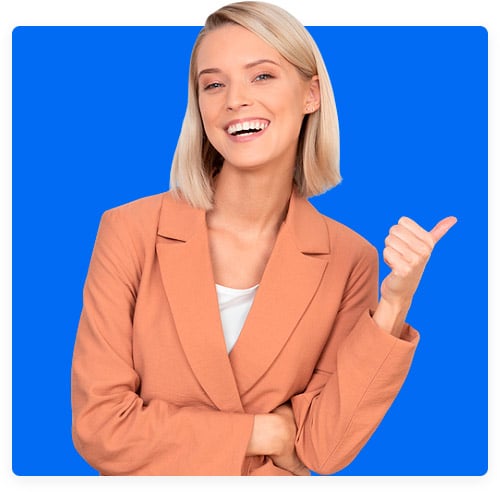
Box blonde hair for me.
[170,1,341,210]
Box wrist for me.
[246,413,288,456]
[270,413,293,457]
[373,296,411,338]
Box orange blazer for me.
[71,190,419,476]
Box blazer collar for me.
[157,189,330,255]
[157,192,206,242]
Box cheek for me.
[197,101,225,152]
[198,99,209,124]
[198,102,216,139]
[281,102,307,134]
[271,86,307,121]
[198,92,217,117]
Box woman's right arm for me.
[72,209,256,476]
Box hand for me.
[380,216,457,306]
[269,403,310,476]
[373,216,457,335]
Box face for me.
[196,24,319,174]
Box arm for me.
[291,245,418,475]
[71,209,254,475]
[291,216,456,475]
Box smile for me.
[226,119,270,137]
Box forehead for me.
[196,24,283,71]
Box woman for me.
[71,1,456,476]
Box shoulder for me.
[319,212,378,263]
[97,192,169,254]
[103,192,165,225]
[314,213,380,291]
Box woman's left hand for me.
[381,216,457,305]
[373,216,457,336]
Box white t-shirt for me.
[215,283,259,353]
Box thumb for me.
[430,216,458,244]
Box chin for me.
[221,154,270,171]
[226,162,267,173]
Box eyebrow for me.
[197,58,281,79]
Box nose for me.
[225,81,252,111]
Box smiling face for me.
[196,24,319,175]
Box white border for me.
[2,1,497,491]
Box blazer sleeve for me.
[291,243,420,475]
[71,209,254,476]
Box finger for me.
[430,216,458,244]
[383,246,411,277]
[386,227,432,258]
[397,217,435,249]
[295,465,310,476]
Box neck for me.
[207,164,294,237]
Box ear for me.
[304,75,321,114]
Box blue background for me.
[12,26,487,475]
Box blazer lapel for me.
[229,191,330,396]
[155,193,244,413]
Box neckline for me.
[215,283,260,294]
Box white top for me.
[215,283,259,353]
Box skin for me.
[195,24,456,475]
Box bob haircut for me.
[170,0,341,210]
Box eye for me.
[254,73,274,82]
[203,82,224,91]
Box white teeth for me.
[227,120,269,136]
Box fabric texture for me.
[71,190,419,476]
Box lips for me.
[225,118,270,137]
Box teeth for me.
[227,120,269,136]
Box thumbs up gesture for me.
[373,216,457,336]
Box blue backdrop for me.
[12,26,487,476]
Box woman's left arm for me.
[289,215,456,475]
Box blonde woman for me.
[71,1,456,476]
